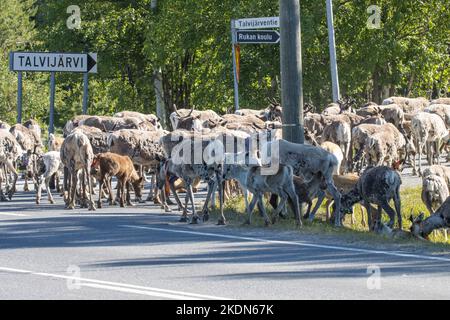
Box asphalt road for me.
[0,180,450,300]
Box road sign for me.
[9,52,97,73]
[236,30,280,44]
[234,17,279,30]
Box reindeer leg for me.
[178,181,190,223]
[271,195,287,224]
[6,160,17,200]
[308,190,326,221]
[380,200,396,229]
[245,194,258,225]
[350,207,356,225]
[36,174,43,204]
[45,174,55,204]
[325,199,332,222]
[24,175,29,192]
[169,179,184,212]
[86,168,96,211]
[68,170,77,209]
[256,194,271,226]
[188,182,200,224]
[0,173,6,202]
[287,188,302,227]
[201,179,215,222]
[97,175,104,208]
[394,186,402,229]
[326,179,341,227]
[217,179,227,225]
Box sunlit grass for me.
[210,187,450,247]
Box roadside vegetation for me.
[210,186,450,248]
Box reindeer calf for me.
[246,165,301,226]
[91,152,143,208]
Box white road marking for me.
[121,225,450,263]
[66,214,152,218]
[0,266,230,300]
[0,212,29,217]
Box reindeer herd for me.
[1,96,450,241]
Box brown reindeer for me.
[91,152,143,208]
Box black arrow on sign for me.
[87,53,97,73]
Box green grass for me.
[209,187,450,247]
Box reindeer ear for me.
[418,212,425,221]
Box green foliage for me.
[0,0,449,129]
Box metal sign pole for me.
[231,20,240,111]
[326,0,340,102]
[49,72,56,134]
[17,72,23,123]
[82,72,88,115]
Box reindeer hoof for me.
[49,199,55,204]
[36,199,40,205]
[202,213,209,222]
[164,207,172,213]
[97,201,102,209]
[190,216,199,224]
[89,205,96,211]
[217,219,226,225]
[264,220,271,227]
[179,216,189,223]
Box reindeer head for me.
[409,212,428,240]
[131,175,144,199]
[303,128,319,146]
[339,188,362,216]
[392,159,405,172]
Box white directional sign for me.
[10,52,97,73]
[236,30,280,44]
[234,17,279,30]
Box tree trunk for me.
[154,68,167,129]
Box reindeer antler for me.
[187,105,194,117]
[304,102,314,114]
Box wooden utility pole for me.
[280,0,304,144]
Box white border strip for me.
[0,212,29,217]
[0,267,230,300]
[121,225,450,263]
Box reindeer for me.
[60,131,96,210]
[35,151,63,204]
[411,112,448,175]
[91,152,144,208]
[264,139,342,226]
[169,105,222,131]
[0,130,22,201]
[410,197,450,240]
[340,166,402,231]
